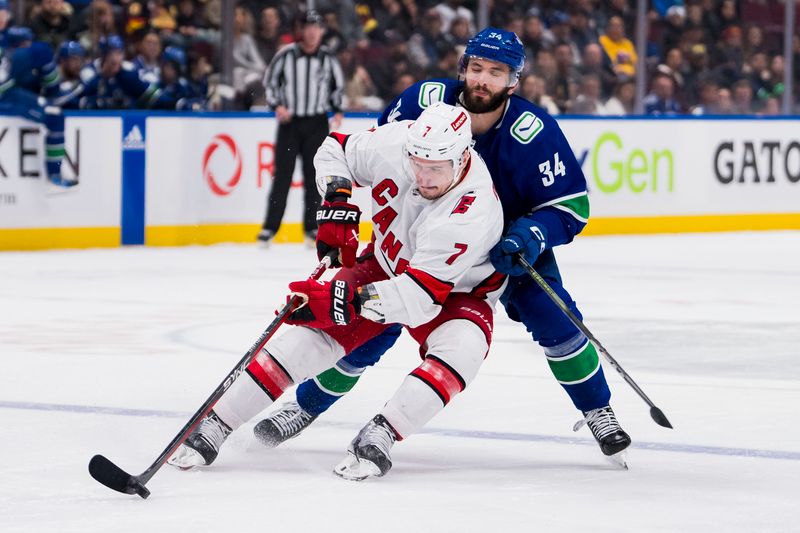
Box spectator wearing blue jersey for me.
[255,27,633,465]
[0,0,11,50]
[643,70,681,115]
[0,26,73,187]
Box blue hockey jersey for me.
[0,41,60,98]
[378,78,590,249]
[77,59,173,109]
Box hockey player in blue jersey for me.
[79,34,175,110]
[53,40,85,109]
[0,26,73,187]
[254,27,632,466]
[159,45,206,111]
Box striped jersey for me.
[263,43,344,117]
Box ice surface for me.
[1,232,799,533]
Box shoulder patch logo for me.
[418,82,446,108]
[510,111,544,144]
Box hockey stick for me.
[88,252,336,499]
[516,254,673,429]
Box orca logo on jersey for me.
[202,134,242,196]
[331,279,350,326]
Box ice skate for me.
[168,411,232,470]
[573,405,631,469]
[333,415,397,481]
[257,229,275,248]
[253,401,318,448]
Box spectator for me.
[717,86,735,114]
[663,47,688,103]
[321,10,347,54]
[518,72,559,115]
[520,13,553,66]
[232,4,266,106]
[731,78,754,113]
[548,12,575,60]
[713,25,745,87]
[568,10,596,53]
[661,5,686,53]
[132,30,161,84]
[149,0,177,32]
[30,0,71,50]
[434,0,474,35]
[426,43,459,79]
[743,25,766,57]
[174,0,205,46]
[605,78,636,115]
[533,48,558,94]
[759,96,780,116]
[643,71,681,115]
[254,6,290,65]
[578,42,617,98]
[258,10,345,245]
[447,15,470,46]
[407,8,450,71]
[372,0,415,40]
[570,73,608,115]
[599,15,637,78]
[552,41,578,112]
[690,77,722,115]
[74,0,117,55]
[338,47,382,111]
[388,71,416,101]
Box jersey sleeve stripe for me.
[532,192,590,223]
[404,267,454,305]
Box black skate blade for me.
[89,455,151,499]
[650,406,673,429]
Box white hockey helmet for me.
[404,101,472,183]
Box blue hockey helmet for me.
[98,34,125,56]
[0,0,9,11]
[58,40,86,60]
[459,27,525,81]
[6,26,35,48]
[162,46,187,68]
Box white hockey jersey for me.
[314,121,505,328]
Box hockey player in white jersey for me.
[168,102,505,480]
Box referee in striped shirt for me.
[258,10,345,244]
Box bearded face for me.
[461,57,516,113]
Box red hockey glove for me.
[316,177,360,268]
[285,279,360,328]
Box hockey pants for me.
[295,249,611,415]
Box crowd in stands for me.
[2,0,798,114]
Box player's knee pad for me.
[214,347,294,430]
[411,319,487,404]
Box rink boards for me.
[0,112,799,250]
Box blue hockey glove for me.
[490,220,547,276]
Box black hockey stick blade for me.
[650,406,673,429]
[89,455,150,499]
